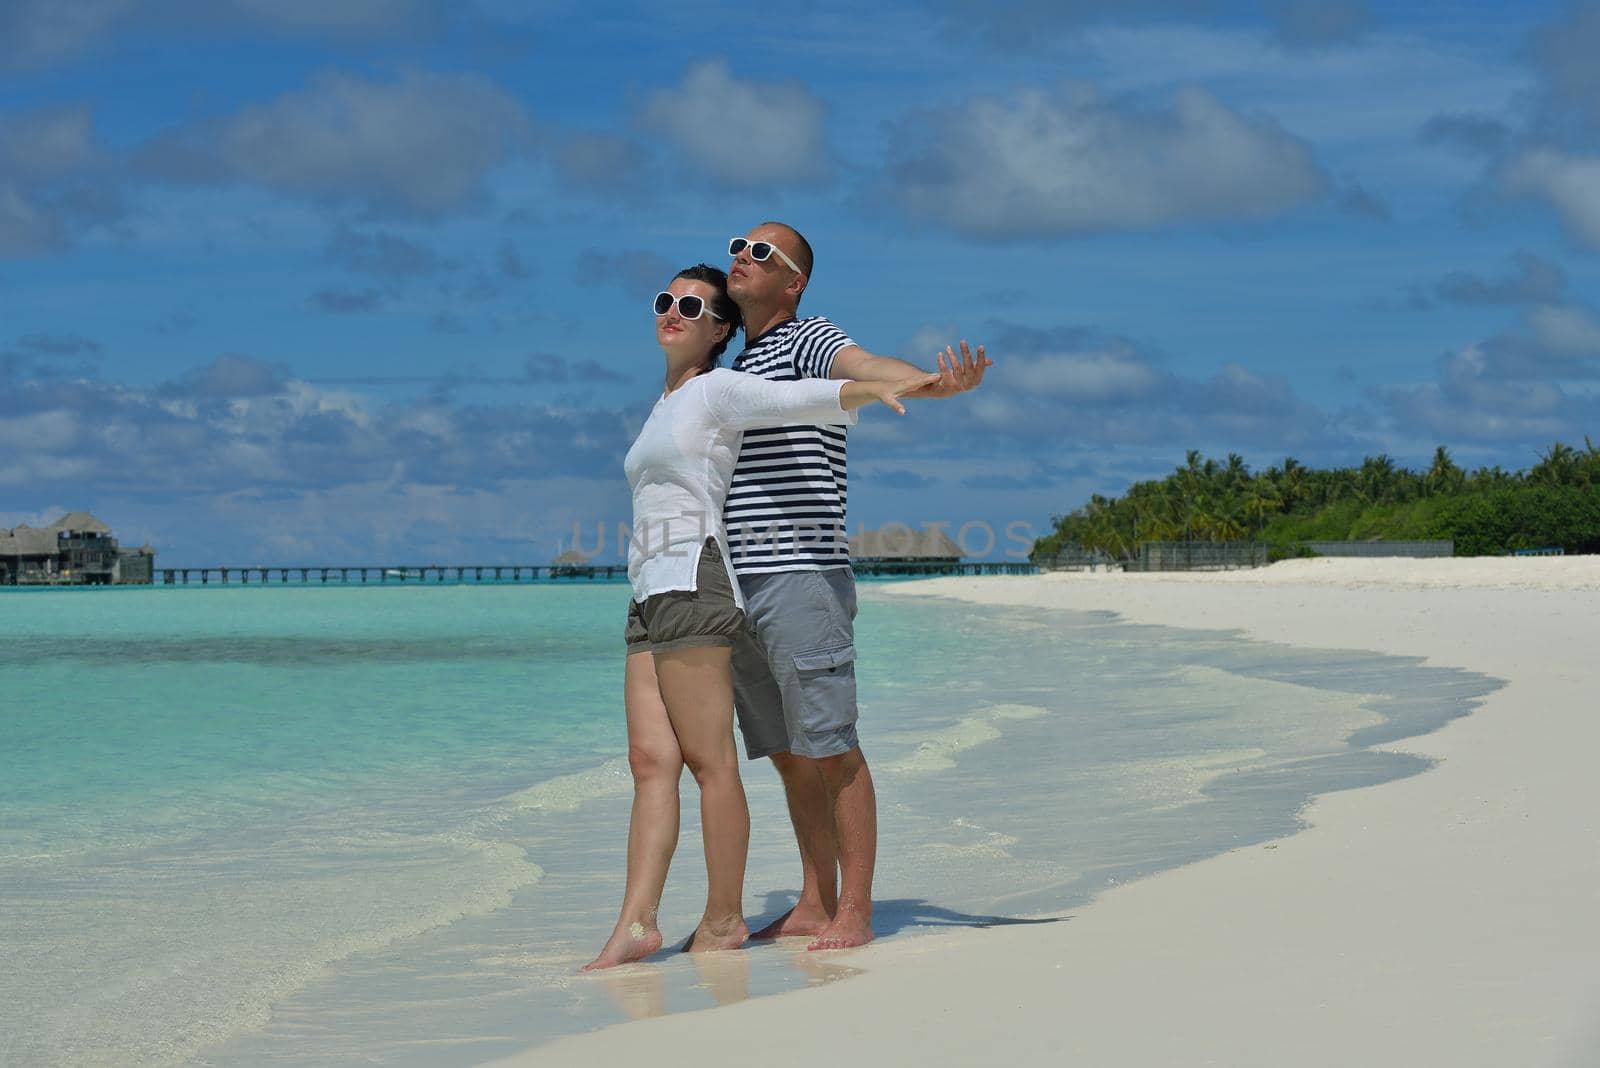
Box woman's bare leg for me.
[582,650,684,971]
[653,644,749,952]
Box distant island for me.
[1032,438,1600,562]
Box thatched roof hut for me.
[0,525,59,556]
[849,526,963,562]
[50,512,112,535]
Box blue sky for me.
[3,0,1599,564]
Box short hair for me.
[763,221,814,277]
[672,263,743,367]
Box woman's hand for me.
[841,372,942,415]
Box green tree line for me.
[1032,438,1600,560]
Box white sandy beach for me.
[499,557,1600,1067]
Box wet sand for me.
[492,557,1600,1067]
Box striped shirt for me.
[726,316,855,575]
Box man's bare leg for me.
[807,746,876,950]
[751,750,838,939]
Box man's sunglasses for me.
[653,291,725,321]
[728,237,802,274]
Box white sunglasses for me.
[728,237,803,274]
[653,291,725,320]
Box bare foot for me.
[750,903,833,941]
[683,913,748,954]
[807,909,873,952]
[581,921,663,972]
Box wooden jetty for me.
[851,560,1039,577]
[157,561,1037,585]
[159,564,627,585]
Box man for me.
[723,221,990,950]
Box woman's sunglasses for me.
[653,291,725,321]
[728,237,803,274]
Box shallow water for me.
[0,583,1500,1066]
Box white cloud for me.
[140,70,533,218]
[884,83,1326,238]
[0,504,73,528]
[0,0,443,71]
[0,106,98,179]
[1529,304,1600,357]
[0,0,133,71]
[1429,252,1566,307]
[0,183,61,255]
[1501,150,1600,249]
[1377,341,1591,444]
[900,324,964,363]
[213,0,439,36]
[1010,351,1166,401]
[931,0,1214,47]
[906,322,1350,453]
[1528,0,1600,133]
[1264,0,1373,51]
[1431,7,1600,247]
[0,410,80,454]
[641,60,831,189]
[0,105,113,255]
[1091,24,1528,198]
[1,351,634,510]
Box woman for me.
[582,265,934,971]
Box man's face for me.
[726,224,804,308]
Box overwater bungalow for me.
[849,526,965,575]
[0,512,155,586]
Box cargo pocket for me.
[791,643,858,735]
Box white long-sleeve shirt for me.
[624,368,856,606]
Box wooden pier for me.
[156,561,1038,586]
[851,560,1039,577]
[158,564,627,585]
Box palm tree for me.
[1580,436,1600,489]
[1209,494,1247,542]
[1278,456,1308,509]
[1224,452,1250,495]
[1244,478,1283,538]
[1532,441,1578,487]
[1359,454,1399,504]
[1426,445,1465,496]
[1469,464,1511,489]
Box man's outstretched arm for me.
[830,340,992,398]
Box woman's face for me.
[656,277,729,359]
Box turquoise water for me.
[0,583,1501,1066]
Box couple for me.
[583,222,989,972]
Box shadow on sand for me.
[749,891,1069,940]
[588,894,1069,1022]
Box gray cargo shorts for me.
[730,567,859,760]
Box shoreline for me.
[493,558,1600,1067]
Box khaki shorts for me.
[625,540,745,655]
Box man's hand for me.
[904,340,991,399]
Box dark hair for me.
[673,263,743,368]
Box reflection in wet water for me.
[591,942,855,1023]
[689,949,751,1006]
[787,948,865,987]
[597,965,664,1021]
